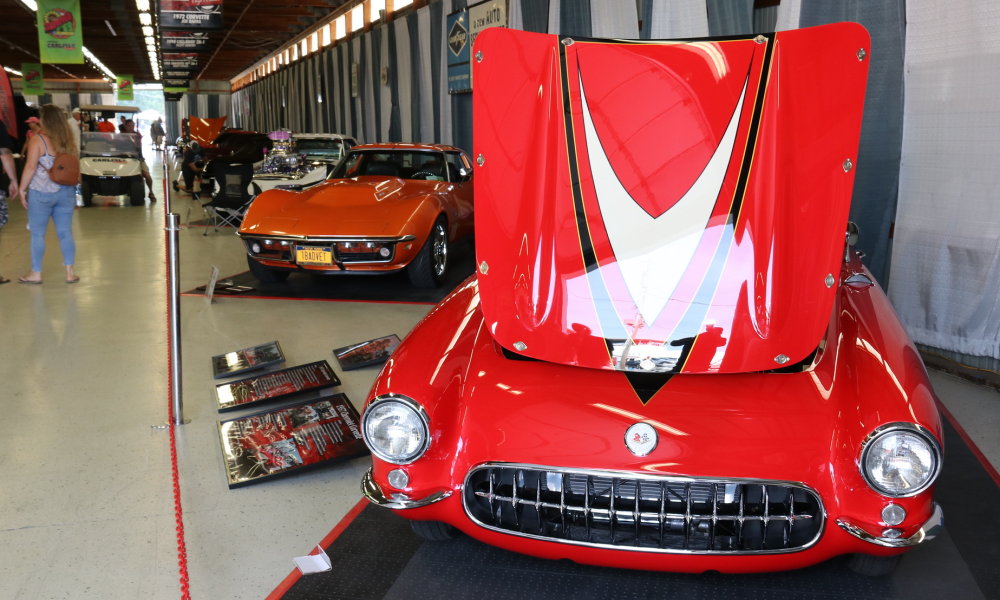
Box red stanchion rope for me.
[164,157,192,600]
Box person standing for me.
[17,104,80,284]
[67,107,82,149]
[150,118,165,151]
[0,120,19,284]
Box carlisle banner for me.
[116,75,134,101]
[37,0,84,64]
[22,63,45,95]
[160,0,223,30]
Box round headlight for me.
[860,424,941,497]
[362,395,429,465]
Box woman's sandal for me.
[0,276,10,284]
[18,277,42,284]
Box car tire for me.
[129,177,145,206]
[80,178,93,207]
[846,553,902,576]
[407,218,448,288]
[247,255,290,283]
[409,520,458,542]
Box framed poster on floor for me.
[215,360,342,412]
[218,394,368,488]
[212,340,285,379]
[333,334,401,371]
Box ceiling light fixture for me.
[135,0,150,10]
[139,12,151,25]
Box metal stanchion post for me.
[167,211,184,425]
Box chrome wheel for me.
[431,223,448,278]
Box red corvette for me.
[360,24,943,575]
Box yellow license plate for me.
[295,246,334,265]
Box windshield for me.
[81,132,141,157]
[296,138,347,161]
[331,149,449,181]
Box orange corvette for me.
[238,143,474,287]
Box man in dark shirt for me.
[181,141,204,193]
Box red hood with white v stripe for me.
[471,24,870,374]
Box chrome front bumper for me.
[362,469,452,510]
[836,503,943,548]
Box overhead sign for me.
[162,52,200,71]
[22,63,45,95]
[163,69,195,78]
[159,0,223,30]
[37,0,84,64]
[116,75,134,101]
[446,10,470,94]
[163,78,190,88]
[164,92,184,101]
[161,31,210,51]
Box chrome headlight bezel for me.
[859,423,942,498]
[362,394,430,465]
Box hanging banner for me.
[0,65,15,141]
[164,86,189,94]
[446,10,470,94]
[161,31,210,51]
[163,78,190,89]
[164,92,184,102]
[22,63,45,95]
[37,0,84,64]
[116,75,134,101]
[160,0,223,30]
[162,52,199,71]
[163,69,194,78]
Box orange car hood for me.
[188,116,227,147]
[242,176,440,237]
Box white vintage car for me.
[251,132,357,193]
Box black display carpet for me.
[269,416,1000,600]
[183,240,475,305]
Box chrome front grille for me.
[463,464,824,554]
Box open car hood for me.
[188,116,227,147]
[472,24,869,375]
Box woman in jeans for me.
[18,104,79,284]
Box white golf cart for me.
[78,105,147,206]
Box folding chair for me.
[202,163,255,235]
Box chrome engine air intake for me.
[463,464,824,554]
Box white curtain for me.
[774,0,801,31]
[889,1,1000,359]
[646,0,708,38]
[590,0,639,38]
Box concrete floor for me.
[0,151,996,599]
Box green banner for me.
[37,0,84,64]
[164,86,188,94]
[21,63,44,95]
[116,75,134,101]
